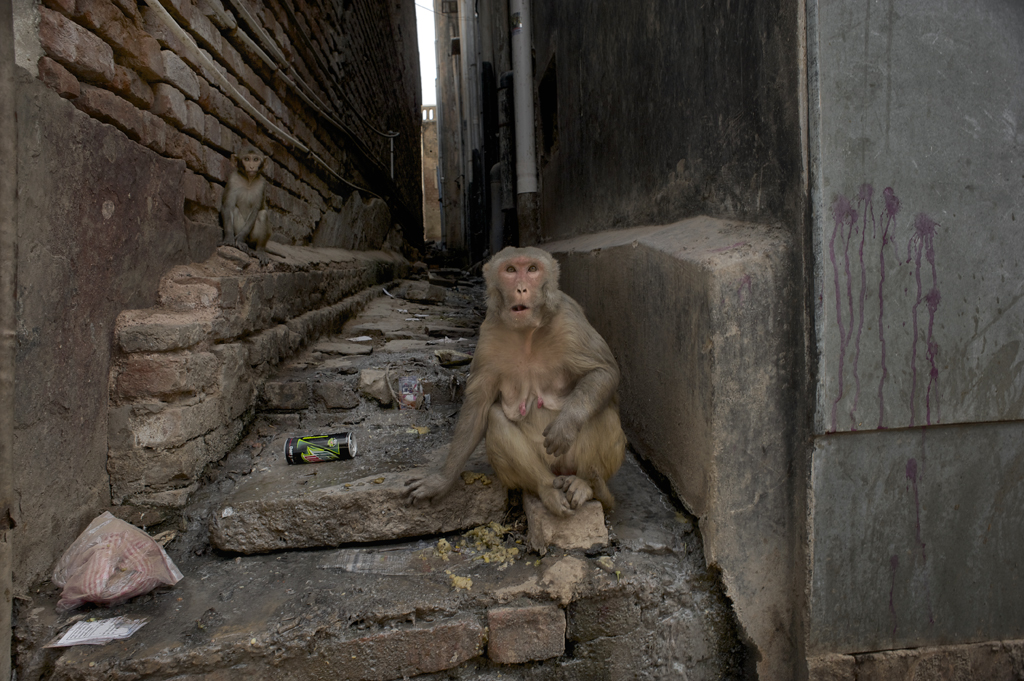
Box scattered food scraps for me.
[434,538,453,561]
[461,471,492,486]
[445,571,472,591]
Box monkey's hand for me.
[404,471,455,507]
[543,413,582,460]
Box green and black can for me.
[284,432,358,465]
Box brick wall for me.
[32,0,422,247]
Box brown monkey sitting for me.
[406,246,626,516]
[221,145,271,264]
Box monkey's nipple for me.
[537,397,544,409]
[519,402,527,416]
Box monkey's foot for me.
[537,485,573,517]
[553,475,594,509]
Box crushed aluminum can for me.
[284,432,357,465]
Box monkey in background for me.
[221,145,271,264]
[406,246,626,516]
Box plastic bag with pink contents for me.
[52,512,184,611]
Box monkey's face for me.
[240,153,264,179]
[494,255,549,329]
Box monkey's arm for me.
[543,302,621,458]
[543,364,619,458]
[405,371,496,505]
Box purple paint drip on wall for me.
[828,184,939,430]
[878,187,900,428]
[889,554,899,638]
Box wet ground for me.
[13,272,750,680]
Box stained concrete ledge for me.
[545,217,802,681]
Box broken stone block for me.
[313,381,359,409]
[487,605,566,664]
[426,324,477,338]
[314,340,373,356]
[262,381,310,410]
[209,467,509,553]
[358,368,393,405]
[524,495,608,555]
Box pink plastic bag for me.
[52,512,183,611]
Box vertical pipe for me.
[509,0,536,195]
[0,0,18,674]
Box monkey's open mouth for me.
[511,305,528,312]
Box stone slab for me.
[314,340,373,356]
[210,463,509,554]
[381,339,431,353]
[524,495,608,555]
[546,218,800,680]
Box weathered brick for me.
[115,351,219,399]
[160,0,192,25]
[152,82,188,127]
[110,64,154,109]
[74,83,144,142]
[487,605,566,664]
[117,310,211,352]
[329,618,485,679]
[183,170,215,208]
[134,398,224,449]
[204,146,232,183]
[109,0,140,23]
[140,109,169,154]
[184,99,205,136]
[566,594,642,643]
[183,5,221,53]
[160,50,201,100]
[165,127,205,173]
[313,380,360,409]
[41,0,74,16]
[198,79,236,127]
[195,0,235,30]
[262,380,309,410]
[203,113,228,151]
[525,494,609,555]
[37,55,80,98]
[141,5,185,52]
[38,7,116,83]
[74,0,164,80]
[213,343,254,420]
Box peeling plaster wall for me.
[808,0,1024,655]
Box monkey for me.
[221,145,271,264]
[406,246,626,517]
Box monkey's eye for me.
[506,265,516,273]
[528,264,538,272]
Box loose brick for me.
[38,7,116,83]
[74,83,144,142]
[37,56,80,99]
[151,82,188,127]
[134,398,224,449]
[117,310,211,352]
[184,99,205,136]
[74,0,164,80]
[203,113,227,151]
[567,594,642,642]
[183,6,221,54]
[487,605,566,664]
[160,50,201,100]
[110,64,154,109]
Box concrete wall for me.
[807,0,1024,659]
[530,0,805,240]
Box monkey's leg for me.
[558,405,626,511]
[249,210,270,263]
[485,404,572,516]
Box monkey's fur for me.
[221,145,271,264]
[406,246,626,516]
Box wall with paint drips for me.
[807,0,1024,658]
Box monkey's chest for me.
[497,370,568,422]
